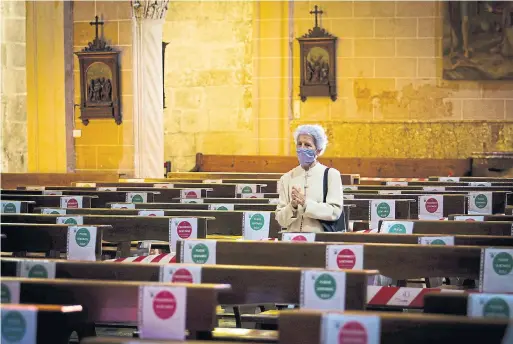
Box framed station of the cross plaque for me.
[297,6,338,102]
[75,16,121,125]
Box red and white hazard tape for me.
[106,253,176,264]
[366,286,464,308]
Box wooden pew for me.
[378,220,513,236]
[448,214,513,221]
[312,232,513,247]
[1,223,107,259]
[429,176,513,183]
[176,240,482,280]
[0,172,118,189]
[0,258,376,311]
[423,293,513,318]
[0,214,210,257]
[506,206,512,215]
[105,202,280,211]
[1,200,35,213]
[82,339,267,344]
[278,310,511,344]
[0,303,85,344]
[2,277,230,339]
[0,194,95,208]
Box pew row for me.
[423,293,513,317]
[0,194,95,208]
[377,220,513,236]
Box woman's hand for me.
[292,186,306,207]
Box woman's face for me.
[297,134,317,152]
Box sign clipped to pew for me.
[111,203,136,209]
[467,294,513,319]
[439,177,460,182]
[180,240,216,264]
[454,215,485,222]
[138,285,186,340]
[301,270,346,310]
[160,265,202,284]
[139,210,165,217]
[322,313,380,344]
[208,204,234,211]
[386,181,407,186]
[169,218,198,252]
[343,186,357,191]
[67,226,98,261]
[180,189,201,199]
[419,195,444,220]
[469,182,492,187]
[468,192,493,214]
[97,187,117,191]
[237,184,257,194]
[269,198,279,205]
[380,221,413,234]
[423,186,446,192]
[180,198,204,204]
[60,196,84,209]
[242,212,271,240]
[25,186,45,191]
[17,260,56,279]
[282,232,316,242]
[41,208,66,215]
[370,200,395,230]
[153,184,174,189]
[1,281,20,304]
[1,201,21,214]
[56,216,84,225]
[241,193,265,199]
[480,248,513,293]
[326,245,364,270]
[43,190,63,195]
[126,192,148,203]
[76,182,96,187]
[418,236,455,246]
[1,306,38,344]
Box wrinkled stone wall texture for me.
[1,1,27,172]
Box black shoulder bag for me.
[319,168,347,232]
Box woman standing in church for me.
[276,124,344,232]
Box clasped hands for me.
[291,186,306,209]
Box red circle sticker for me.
[185,191,198,199]
[152,290,177,320]
[121,207,128,209]
[338,321,367,344]
[251,196,257,199]
[337,249,356,269]
[162,185,168,189]
[149,214,156,217]
[292,235,307,241]
[177,221,192,239]
[171,268,193,283]
[425,198,439,213]
[465,218,475,222]
[67,199,79,208]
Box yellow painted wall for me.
[73,0,134,176]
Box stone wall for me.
[1,1,27,172]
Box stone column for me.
[132,1,168,178]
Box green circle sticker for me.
[314,273,337,300]
[241,186,253,194]
[1,311,26,342]
[75,228,91,247]
[50,211,61,215]
[388,224,406,234]
[191,244,209,264]
[484,297,510,318]
[64,218,77,225]
[430,239,446,245]
[376,202,390,218]
[474,194,488,209]
[131,194,144,203]
[217,206,228,211]
[493,252,513,275]
[189,201,197,204]
[1,283,11,303]
[344,187,353,191]
[3,203,17,213]
[249,214,265,231]
[28,264,48,278]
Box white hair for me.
[293,124,329,155]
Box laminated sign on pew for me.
[326,245,364,270]
[386,181,407,186]
[160,265,202,284]
[139,210,165,217]
[237,184,257,195]
[241,193,264,199]
[180,189,201,199]
[1,201,21,214]
[469,182,492,187]
[60,196,84,209]
[208,204,234,211]
[322,313,380,344]
[467,293,513,319]
[370,200,395,230]
[138,285,186,340]
[126,192,148,203]
[41,208,66,215]
[180,240,216,264]
[153,184,174,189]
[301,270,346,310]
[418,236,455,246]
[468,192,493,215]
[43,190,63,195]
[111,203,136,209]
[439,177,460,182]
[1,305,38,344]
[17,259,56,279]
[242,212,271,240]
[480,248,513,293]
[180,198,204,204]
[97,187,117,191]
[1,281,20,304]
[56,216,84,225]
[380,221,413,234]
[67,226,98,261]
[169,218,198,252]
[282,232,316,242]
[454,215,485,222]
[419,195,444,220]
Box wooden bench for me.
[278,310,511,344]
[378,220,513,236]
[423,293,513,318]
[1,200,35,213]
[104,202,280,211]
[312,232,513,247]
[0,214,210,257]
[0,194,95,208]
[0,172,118,189]
[0,303,85,344]
[176,240,483,280]
[2,277,230,340]
[429,176,513,183]
[448,214,513,221]
[1,223,107,259]
[506,206,512,215]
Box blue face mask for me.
[297,148,316,166]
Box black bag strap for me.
[323,167,330,203]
